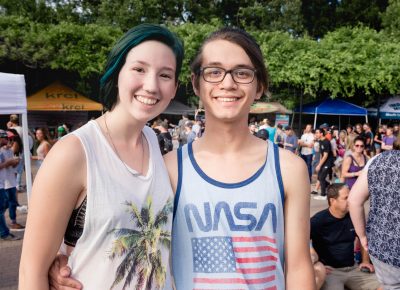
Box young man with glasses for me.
[167,27,315,289]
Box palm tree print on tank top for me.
[108,196,173,290]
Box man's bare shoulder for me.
[278,148,307,172]
[277,148,309,196]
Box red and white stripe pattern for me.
[192,236,279,290]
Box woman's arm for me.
[19,136,86,290]
[341,156,353,179]
[280,149,316,290]
[348,170,370,251]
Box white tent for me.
[379,96,400,120]
[0,72,32,201]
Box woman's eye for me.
[132,67,145,73]
[160,73,173,79]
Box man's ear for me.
[255,83,265,101]
[191,73,200,96]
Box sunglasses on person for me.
[354,144,365,148]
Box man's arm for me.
[348,169,370,251]
[280,149,316,289]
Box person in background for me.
[314,128,334,200]
[319,124,331,141]
[191,117,203,139]
[329,127,338,181]
[156,121,174,155]
[346,124,357,152]
[382,126,396,151]
[373,125,384,155]
[177,114,189,146]
[311,183,381,290]
[310,246,327,290]
[0,130,21,241]
[299,124,314,181]
[248,123,257,135]
[393,123,399,136]
[341,136,368,190]
[31,127,52,168]
[349,141,400,290]
[256,128,269,141]
[260,118,276,142]
[3,130,25,231]
[274,123,285,148]
[283,126,298,153]
[7,114,23,138]
[336,130,347,159]
[183,121,196,144]
[354,123,363,136]
[362,123,374,156]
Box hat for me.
[256,129,269,141]
[57,126,66,133]
[0,130,8,138]
[319,123,329,129]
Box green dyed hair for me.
[100,24,184,111]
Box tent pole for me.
[313,113,317,129]
[21,113,32,203]
[365,114,368,124]
[291,113,295,127]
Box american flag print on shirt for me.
[191,236,278,290]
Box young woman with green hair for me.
[19,24,184,290]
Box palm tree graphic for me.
[108,196,173,290]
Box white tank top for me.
[172,140,285,290]
[67,120,174,290]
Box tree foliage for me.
[0,0,398,107]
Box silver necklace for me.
[103,114,145,176]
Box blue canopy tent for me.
[294,98,368,129]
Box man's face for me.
[192,39,263,123]
[330,187,350,214]
[305,124,312,133]
[314,130,321,140]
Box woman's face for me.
[192,39,263,123]
[115,40,177,124]
[35,130,44,141]
[339,131,346,140]
[353,140,365,152]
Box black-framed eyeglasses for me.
[200,67,257,84]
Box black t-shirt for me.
[319,139,334,167]
[157,132,173,155]
[311,209,356,268]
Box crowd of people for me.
[248,121,399,199]
[0,23,396,290]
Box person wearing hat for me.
[283,126,298,154]
[256,128,269,141]
[0,130,21,240]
